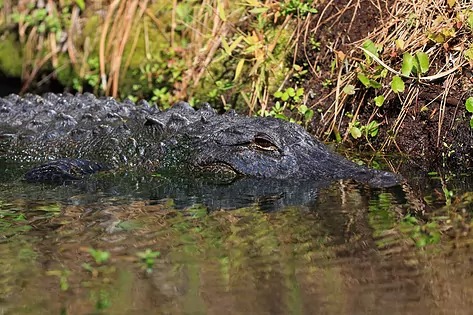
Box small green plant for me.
[465,96,473,128]
[47,269,71,291]
[88,248,111,264]
[11,1,83,40]
[358,40,431,95]
[292,64,309,80]
[321,78,333,88]
[82,248,112,276]
[309,36,321,51]
[348,115,379,140]
[401,214,441,247]
[136,249,161,273]
[267,87,314,126]
[274,87,304,103]
[280,0,318,17]
[72,56,101,93]
[442,186,454,206]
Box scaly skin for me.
[0,93,400,187]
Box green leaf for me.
[234,58,245,81]
[287,88,295,97]
[362,40,379,58]
[343,84,356,95]
[374,95,385,107]
[369,79,382,89]
[350,126,362,139]
[221,38,231,55]
[249,7,269,14]
[298,104,308,114]
[75,0,85,10]
[470,118,473,129]
[357,73,371,87]
[304,109,314,121]
[391,76,405,93]
[274,91,283,98]
[366,121,379,137]
[281,92,289,101]
[401,53,414,76]
[465,97,473,113]
[468,11,473,29]
[217,1,226,21]
[415,52,429,74]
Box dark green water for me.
[0,160,472,315]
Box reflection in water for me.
[0,162,472,314]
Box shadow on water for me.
[0,159,473,314]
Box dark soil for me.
[297,0,473,171]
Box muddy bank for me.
[298,0,472,170]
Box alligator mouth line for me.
[198,161,241,176]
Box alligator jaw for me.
[197,161,241,178]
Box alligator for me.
[0,93,400,187]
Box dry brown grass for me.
[8,0,306,112]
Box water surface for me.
[0,160,472,315]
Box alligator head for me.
[170,110,400,188]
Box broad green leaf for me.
[369,79,382,89]
[350,126,362,139]
[234,59,245,81]
[75,0,85,10]
[304,109,314,121]
[391,76,405,93]
[395,39,405,50]
[357,73,371,87]
[287,87,296,97]
[374,95,385,107]
[298,104,308,114]
[281,92,289,101]
[362,40,379,58]
[343,84,356,95]
[415,52,429,74]
[296,88,304,97]
[366,121,379,137]
[274,91,283,98]
[466,97,473,113]
[401,53,414,76]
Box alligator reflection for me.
[23,170,403,212]
[2,161,473,314]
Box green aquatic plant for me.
[82,248,113,277]
[136,249,161,274]
[401,214,441,248]
[87,248,111,264]
[46,269,71,291]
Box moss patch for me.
[0,33,23,77]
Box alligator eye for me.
[251,136,279,151]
